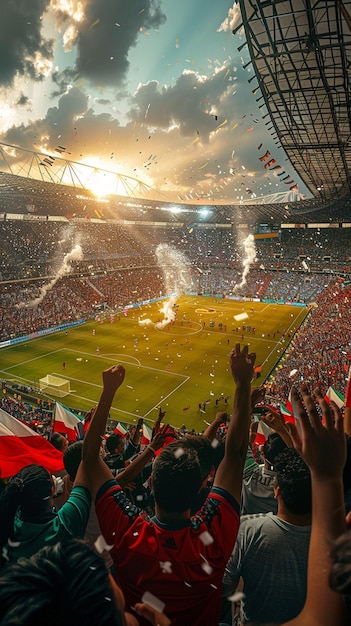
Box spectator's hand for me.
[230,344,256,385]
[286,384,346,478]
[102,365,125,394]
[150,423,170,451]
[51,475,64,497]
[133,603,171,626]
[251,385,266,409]
[215,411,227,425]
[261,407,286,433]
[152,406,166,437]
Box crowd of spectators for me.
[1,218,349,342]
[0,347,350,626]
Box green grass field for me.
[0,296,308,432]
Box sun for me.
[85,169,117,198]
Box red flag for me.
[0,408,64,479]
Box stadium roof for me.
[1,2,351,224]
[238,0,351,203]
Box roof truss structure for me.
[238,0,351,202]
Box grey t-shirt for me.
[223,513,311,625]
[241,464,277,515]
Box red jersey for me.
[96,481,240,626]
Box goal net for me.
[39,375,71,398]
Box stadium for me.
[0,0,351,626]
[1,0,351,429]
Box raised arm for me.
[283,385,347,626]
[214,344,255,503]
[117,424,169,489]
[82,365,125,500]
[202,412,227,441]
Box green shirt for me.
[3,485,91,564]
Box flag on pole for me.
[141,423,153,445]
[325,386,345,409]
[0,408,64,479]
[53,402,82,441]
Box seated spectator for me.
[222,447,312,625]
[0,461,91,566]
[83,345,256,626]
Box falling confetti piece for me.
[214,118,228,131]
[199,531,214,546]
[202,562,213,575]
[89,19,100,29]
[174,447,184,458]
[95,535,113,553]
[228,591,245,603]
[141,591,165,613]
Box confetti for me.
[234,313,249,321]
[201,562,213,575]
[199,531,214,546]
[94,535,114,553]
[141,591,165,613]
[228,591,245,603]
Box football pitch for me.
[0,296,309,432]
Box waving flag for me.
[114,422,129,436]
[142,423,153,445]
[0,408,64,479]
[324,386,345,409]
[53,402,82,441]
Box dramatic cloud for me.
[55,0,167,87]
[0,1,309,202]
[0,0,53,86]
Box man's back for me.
[96,481,240,626]
[223,513,311,625]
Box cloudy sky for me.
[0,0,311,203]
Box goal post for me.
[39,375,71,398]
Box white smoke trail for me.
[17,244,83,309]
[155,244,193,329]
[232,234,256,291]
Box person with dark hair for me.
[83,344,256,626]
[50,432,69,453]
[151,441,202,513]
[0,459,91,566]
[222,447,312,625]
[104,418,143,473]
[175,434,215,514]
[0,539,125,626]
[0,538,171,626]
[280,386,348,626]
